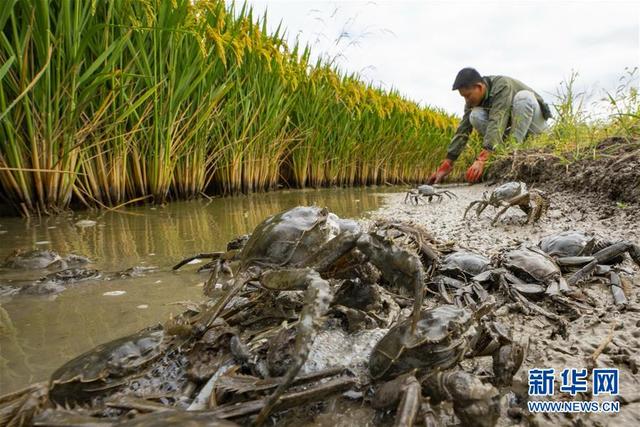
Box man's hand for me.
[427,159,454,184]
[465,149,491,183]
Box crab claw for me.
[372,372,421,426]
[421,370,500,427]
[492,335,528,387]
[568,241,640,286]
[356,233,429,335]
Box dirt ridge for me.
[486,137,640,208]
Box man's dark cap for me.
[452,67,483,90]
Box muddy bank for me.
[3,184,639,426]
[371,185,640,426]
[486,137,640,207]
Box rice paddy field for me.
[0,0,476,217]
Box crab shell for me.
[236,206,360,268]
[489,182,525,202]
[416,185,437,196]
[502,247,561,282]
[369,305,475,380]
[440,252,491,279]
[205,206,360,296]
[49,325,167,405]
[538,231,593,257]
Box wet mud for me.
[371,183,640,426]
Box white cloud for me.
[241,0,640,117]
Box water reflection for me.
[0,187,392,394]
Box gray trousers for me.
[470,90,548,143]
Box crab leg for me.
[545,276,569,295]
[210,376,354,420]
[500,277,564,323]
[527,191,549,224]
[172,252,223,270]
[300,231,359,272]
[601,242,640,266]
[492,336,528,387]
[568,241,640,286]
[609,271,628,306]
[491,194,529,225]
[472,282,490,302]
[454,284,484,309]
[404,191,417,204]
[555,256,596,268]
[379,222,440,262]
[437,280,453,304]
[476,200,491,217]
[421,400,438,427]
[567,259,597,286]
[255,270,332,426]
[372,373,421,427]
[393,378,421,427]
[195,270,254,331]
[463,200,484,219]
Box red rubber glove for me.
[427,159,454,184]
[465,149,492,183]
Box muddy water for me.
[0,187,391,395]
[371,184,640,426]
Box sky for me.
[241,0,640,118]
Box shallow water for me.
[0,187,391,394]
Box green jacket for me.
[446,75,551,161]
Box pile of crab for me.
[433,231,640,322]
[1,206,638,427]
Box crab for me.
[18,268,102,295]
[0,326,175,425]
[440,251,492,279]
[538,231,640,305]
[176,206,438,425]
[369,300,526,427]
[404,184,457,205]
[1,249,90,270]
[47,325,172,406]
[429,251,492,306]
[463,182,549,225]
[0,304,261,425]
[499,246,568,295]
[47,310,247,408]
[470,246,583,323]
[3,265,157,297]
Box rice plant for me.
[0,0,456,216]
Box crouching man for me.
[428,67,552,183]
